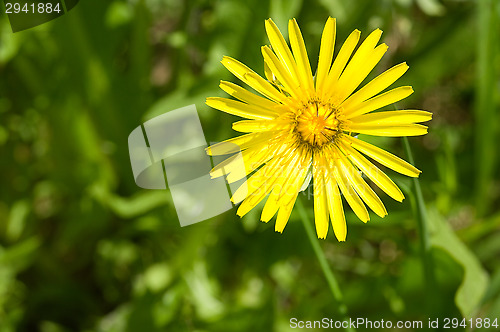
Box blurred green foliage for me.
[0,0,499,331]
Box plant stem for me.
[475,0,497,216]
[403,137,437,306]
[296,196,355,331]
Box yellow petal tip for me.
[236,207,248,217]
[410,169,422,178]
[265,18,275,26]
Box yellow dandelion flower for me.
[206,17,431,241]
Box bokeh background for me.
[1,0,499,331]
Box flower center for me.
[295,101,340,147]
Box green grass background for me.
[0,0,499,331]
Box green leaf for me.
[428,208,489,318]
